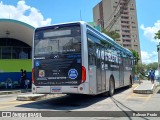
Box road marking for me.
[144,94,152,103]
[0,100,34,109]
[126,93,151,100]
[0,100,33,104]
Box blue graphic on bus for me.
[35,60,40,67]
[77,59,81,63]
[68,69,78,79]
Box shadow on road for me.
[111,97,150,120]
[16,86,133,111]
[16,94,106,110]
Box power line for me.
[147,54,158,60]
[97,0,131,31]
[98,0,122,26]
[105,0,131,31]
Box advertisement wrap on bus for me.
[32,21,134,96]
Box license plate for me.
[51,87,62,93]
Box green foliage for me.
[146,62,158,71]
[154,30,160,39]
[137,63,146,76]
[100,40,109,47]
[127,49,139,74]
[130,49,140,64]
[134,62,158,79]
[101,29,120,40]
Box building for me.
[93,0,141,62]
[0,19,34,89]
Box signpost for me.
[157,42,160,82]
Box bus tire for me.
[109,77,115,96]
[101,91,108,97]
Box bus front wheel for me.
[109,77,115,96]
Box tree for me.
[129,49,140,75]
[101,29,120,40]
[130,49,140,64]
[154,30,160,39]
[146,62,158,71]
[137,63,146,76]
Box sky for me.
[0,0,160,64]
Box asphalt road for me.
[0,84,160,120]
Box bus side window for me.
[88,38,96,65]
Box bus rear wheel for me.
[109,77,115,96]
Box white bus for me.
[32,21,134,96]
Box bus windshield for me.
[33,24,82,86]
[34,24,81,55]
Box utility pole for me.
[157,42,160,80]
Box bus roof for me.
[85,22,133,56]
[35,21,133,56]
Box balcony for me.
[121,27,130,30]
[121,14,129,17]
[122,32,130,35]
[123,10,129,13]
[123,44,132,48]
[121,22,130,26]
[122,37,131,41]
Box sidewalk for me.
[0,89,31,95]
[0,88,48,101]
[133,80,159,94]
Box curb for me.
[17,94,46,101]
[133,89,153,94]
[133,84,157,94]
[0,89,31,95]
[16,94,66,101]
[0,90,21,95]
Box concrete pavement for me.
[133,80,159,94]
[1,80,159,101]
[0,89,46,101]
[0,88,65,101]
[17,93,46,101]
[0,89,31,95]
[0,90,21,95]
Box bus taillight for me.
[32,68,35,84]
[81,66,86,83]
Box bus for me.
[32,21,134,96]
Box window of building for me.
[113,6,117,8]
[134,45,138,47]
[2,47,11,59]
[122,30,130,33]
[132,26,136,28]
[123,39,131,42]
[131,21,135,24]
[122,25,129,28]
[0,38,31,59]
[123,44,131,47]
[121,16,129,19]
[121,21,129,24]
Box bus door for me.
[119,57,124,87]
[96,44,102,93]
[101,47,106,91]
